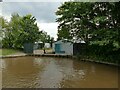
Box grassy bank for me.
[0,49,23,56]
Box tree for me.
[1,13,23,48]
[0,17,9,47]
[9,13,22,48]
[38,31,51,44]
[57,25,72,40]
[38,31,53,53]
[56,2,93,43]
[19,14,39,44]
[2,14,40,49]
[0,17,8,28]
[50,37,54,48]
[56,2,120,48]
[56,2,120,63]
[111,2,120,48]
[0,16,12,48]
[0,17,8,40]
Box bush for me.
[77,44,120,64]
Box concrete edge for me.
[0,54,119,67]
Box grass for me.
[0,48,23,56]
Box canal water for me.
[2,56,118,88]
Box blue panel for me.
[55,44,61,53]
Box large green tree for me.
[56,2,120,48]
[9,13,22,48]
[0,17,9,47]
[2,13,23,48]
[1,13,54,49]
[19,14,39,44]
[2,14,40,49]
[56,2,93,43]
[0,17,8,40]
[0,16,12,48]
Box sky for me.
[0,0,69,40]
[1,0,117,40]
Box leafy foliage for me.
[56,2,120,48]
[56,2,120,63]
[38,31,54,47]
[19,14,39,43]
[1,13,53,49]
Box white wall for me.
[61,42,73,55]
[53,40,73,55]
[45,43,50,48]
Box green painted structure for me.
[23,43,34,54]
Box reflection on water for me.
[2,56,118,88]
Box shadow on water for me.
[2,56,118,88]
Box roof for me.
[54,39,85,44]
[35,41,43,44]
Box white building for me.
[53,40,85,55]
[44,43,51,48]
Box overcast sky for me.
[1,0,117,40]
[1,0,68,40]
